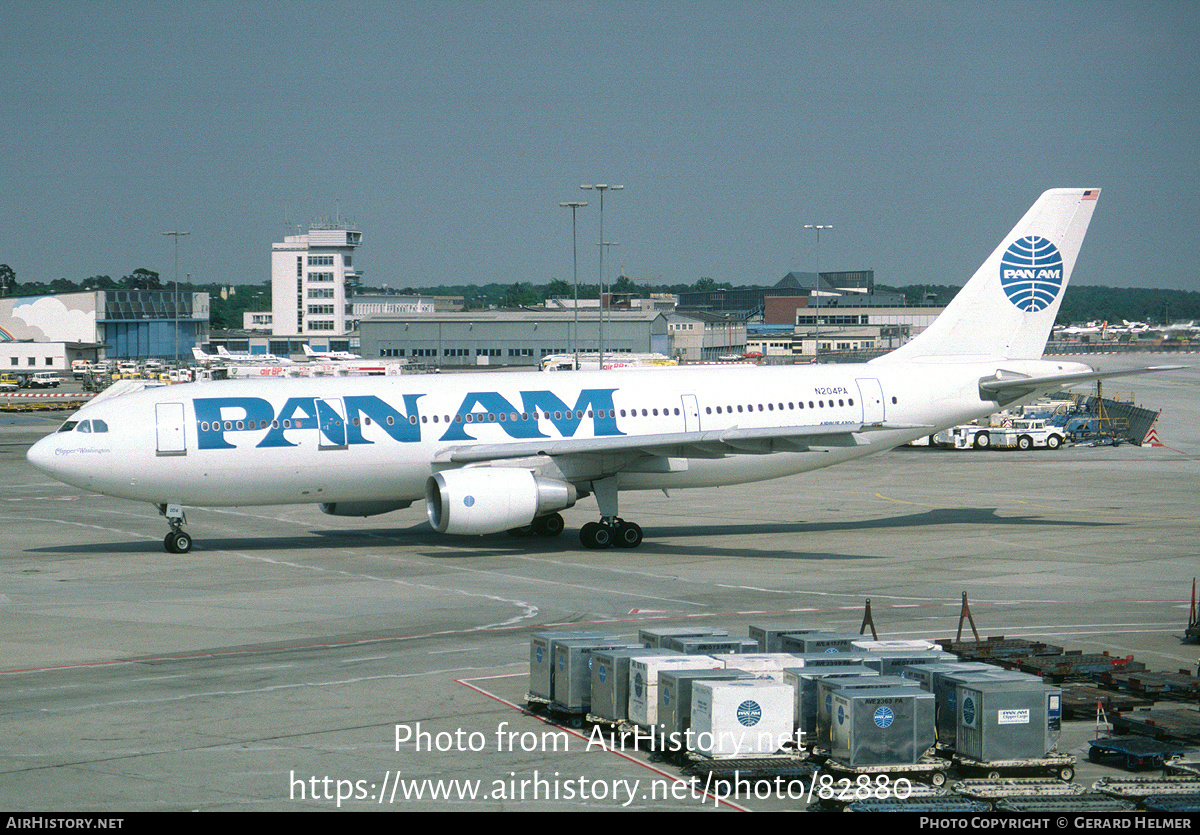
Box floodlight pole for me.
[581,184,622,369]
[803,224,831,361]
[162,231,189,364]
[559,200,587,369]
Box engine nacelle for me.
[426,469,576,535]
[319,500,412,517]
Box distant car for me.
[29,372,63,388]
[0,374,17,393]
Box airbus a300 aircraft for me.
[27,188,1173,554]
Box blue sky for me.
[3,1,1197,293]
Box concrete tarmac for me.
[1,354,1197,811]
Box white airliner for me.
[27,189,1176,554]
[302,344,363,361]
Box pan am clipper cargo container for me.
[690,679,795,759]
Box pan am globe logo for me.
[1000,236,1064,312]
[736,700,762,727]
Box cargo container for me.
[815,675,924,750]
[691,679,795,759]
[779,631,863,654]
[862,650,957,676]
[637,626,728,648]
[749,624,820,652]
[717,652,806,682]
[552,639,642,714]
[955,680,1063,762]
[528,631,616,702]
[783,665,879,739]
[589,648,681,724]
[660,636,759,655]
[827,687,936,767]
[657,668,755,754]
[935,669,1042,748]
[628,655,722,727]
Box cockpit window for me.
[56,419,108,433]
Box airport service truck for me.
[990,419,1066,450]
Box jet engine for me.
[319,500,413,517]
[425,469,577,535]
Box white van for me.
[30,372,64,388]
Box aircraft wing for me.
[980,365,1184,404]
[435,421,926,465]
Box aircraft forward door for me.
[855,378,886,425]
[155,402,187,456]
[681,394,701,432]
[316,398,348,450]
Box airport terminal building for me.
[0,289,210,365]
[359,309,669,367]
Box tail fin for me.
[876,188,1100,363]
[302,344,316,357]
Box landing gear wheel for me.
[580,521,613,549]
[532,512,565,538]
[614,520,643,548]
[165,530,192,554]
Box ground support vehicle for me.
[933,424,995,449]
[991,419,1066,450]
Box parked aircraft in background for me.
[1053,321,1106,336]
[1162,321,1197,333]
[29,188,1178,554]
[191,347,293,365]
[303,344,363,361]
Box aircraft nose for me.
[26,434,61,477]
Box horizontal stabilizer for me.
[979,365,1184,404]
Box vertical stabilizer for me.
[875,188,1099,362]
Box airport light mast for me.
[581,183,623,369]
[162,230,190,364]
[559,200,587,369]
[803,223,831,361]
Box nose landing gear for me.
[158,504,193,554]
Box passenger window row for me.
[706,398,854,415]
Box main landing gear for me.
[507,512,566,538]
[580,518,643,550]
[578,476,644,549]
[158,503,193,554]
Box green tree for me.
[545,279,572,299]
[124,268,161,290]
[503,282,539,308]
[0,264,15,295]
